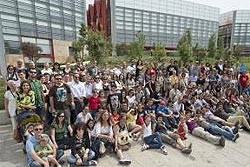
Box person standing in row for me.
[49,74,75,124]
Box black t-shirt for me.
[107,93,121,111]
[49,84,72,110]
[167,65,178,75]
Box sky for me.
[86,0,250,13]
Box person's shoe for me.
[141,143,149,151]
[119,157,132,165]
[188,143,193,149]
[160,145,168,155]
[181,147,192,154]
[219,136,225,147]
[233,121,240,134]
[232,133,240,142]
[57,165,62,167]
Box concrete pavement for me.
[1,124,250,167]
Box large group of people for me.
[4,57,250,167]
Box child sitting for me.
[35,135,61,167]
[175,115,188,140]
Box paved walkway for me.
[1,124,250,167]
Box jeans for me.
[29,149,64,167]
[67,149,95,165]
[143,132,163,149]
[206,124,234,140]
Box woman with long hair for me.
[92,109,114,158]
[16,81,36,115]
[51,112,73,150]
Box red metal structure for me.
[87,0,108,37]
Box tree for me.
[216,36,225,60]
[116,43,129,56]
[207,34,217,60]
[72,24,88,59]
[151,43,166,61]
[128,31,146,60]
[86,29,111,64]
[177,30,193,63]
[232,45,242,61]
[193,43,207,62]
[20,42,42,63]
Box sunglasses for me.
[30,71,36,74]
[34,128,43,131]
[55,78,62,80]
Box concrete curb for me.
[0,110,11,125]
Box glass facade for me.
[219,10,250,53]
[0,0,85,54]
[111,0,220,47]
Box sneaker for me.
[188,143,192,149]
[119,158,132,165]
[219,137,225,147]
[160,145,168,155]
[181,147,192,154]
[57,165,62,167]
[141,143,149,151]
[232,133,240,142]
[233,121,240,134]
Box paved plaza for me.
[1,124,250,167]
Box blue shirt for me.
[156,105,169,115]
[26,134,52,165]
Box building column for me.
[0,17,7,77]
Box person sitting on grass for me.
[35,135,61,167]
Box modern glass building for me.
[0,0,85,65]
[219,10,250,55]
[109,0,220,49]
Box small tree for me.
[216,36,225,60]
[151,43,166,61]
[116,43,129,56]
[207,34,217,61]
[177,30,193,63]
[20,42,42,63]
[193,43,206,62]
[72,23,88,59]
[86,29,111,64]
[128,31,146,60]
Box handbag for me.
[99,141,106,154]
[117,130,130,146]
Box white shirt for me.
[143,122,152,138]
[4,90,16,117]
[84,82,93,97]
[41,68,53,75]
[173,102,185,114]
[93,81,103,92]
[75,112,93,124]
[69,81,86,98]
[95,122,113,136]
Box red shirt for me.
[239,73,249,89]
[88,96,101,110]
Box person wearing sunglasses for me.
[51,112,73,150]
[26,123,64,167]
[49,74,75,124]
